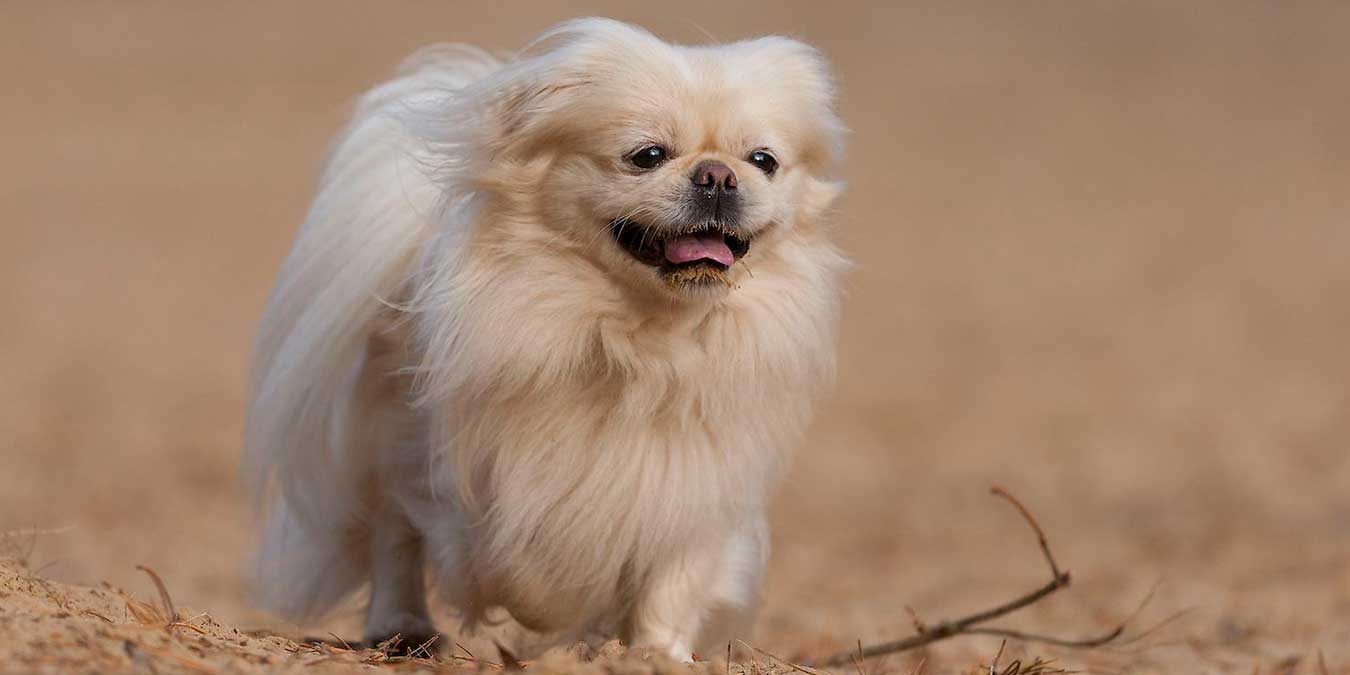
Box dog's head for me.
[462,19,844,301]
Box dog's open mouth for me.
[608,219,751,278]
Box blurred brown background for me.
[3,2,1348,670]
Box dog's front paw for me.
[363,614,442,657]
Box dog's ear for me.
[488,77,587,156]
[485,19,662,158]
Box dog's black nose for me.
[690,161,737,191]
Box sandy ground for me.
[3,2,1349,673]
[0,555,746,674]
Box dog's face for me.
[483,21,844,301]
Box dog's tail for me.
[242,46,499,621]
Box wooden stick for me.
[804,487,1131,668]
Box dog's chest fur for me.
[406,267,831,631]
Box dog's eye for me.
[748,150,778,176]
[629,145,668,170]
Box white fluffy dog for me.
[245,18,845,659]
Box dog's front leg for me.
[623,544,720,661]
[363,503,439,654]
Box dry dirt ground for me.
[3,2,1349,674]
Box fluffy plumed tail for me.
[243,45,499,621]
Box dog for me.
[244,18,846,660]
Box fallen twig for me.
[408,633,440,660]
[738,639,827,675]
[804,486,1137,668]
[990,639,1007,675]
[167,621,210,636]
[136,565,178,623]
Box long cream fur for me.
[245,18,846,658]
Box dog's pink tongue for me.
[663,232,734,266]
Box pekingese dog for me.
[245,18,845,659]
